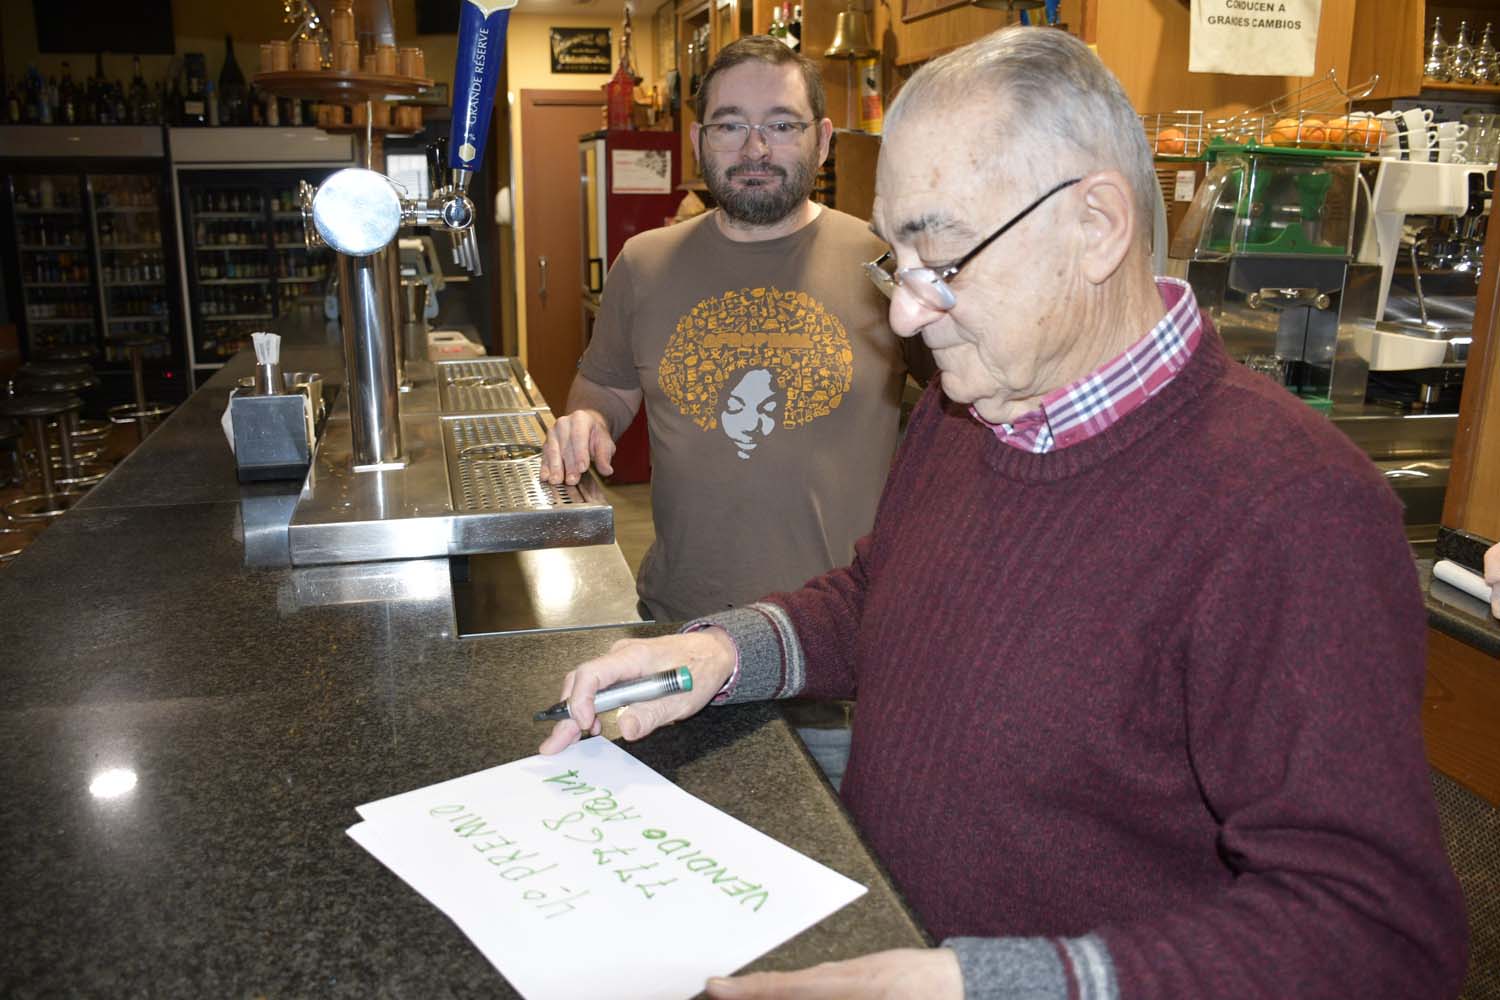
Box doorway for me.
[518,89,605,411]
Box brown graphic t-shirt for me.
[579,208,909,622]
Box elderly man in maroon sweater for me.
[541,27,1469,1000]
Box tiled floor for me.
[600,480,654,578]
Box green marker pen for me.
[533,667,694,723]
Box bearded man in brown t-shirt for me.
[541,37,925,629]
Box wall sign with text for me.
[551,27,613,74]
[1189,0,1322,76]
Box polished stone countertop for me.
[1422,560,1500,658]
[0,352,926,995]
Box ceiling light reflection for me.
[89,768,138,799]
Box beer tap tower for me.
[256,0,616,567]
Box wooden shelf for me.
[251,70,434,103]
[319,123,422,138]
[1422,77,1500,94]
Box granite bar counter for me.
[0,350,927,994]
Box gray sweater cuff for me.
[685,603,806,703]
[944,934,1117,1000]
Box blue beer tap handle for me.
[450,0,517,179]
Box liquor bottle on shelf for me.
[129,56,149,123]
[790,5,803,48]
[165,73,181,126]
[769,4,789,46]
[604,17,637,131]
[182,53,207,125]
[219,34,247,126]
[58,61,77,124]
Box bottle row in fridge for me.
[98,213,163,248]
[197,319,276,361]
[24,284,170,319]
[13,176,83,211]
[189,188,302,217]
[14,175,161,209]
[24,286,94,319]
[16,212,162,249]
[198,255,328,281]
[197,284,270,318]
[193,220,308,248]
[22,248,90,285]
[20,248,167,287]
[195,284,312,316]
[106,287,170,317]
[15,217,86,249]
[27,326,172,364]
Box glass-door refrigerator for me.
[0,125,187,411]
[179,174,336,367]
[168,128,355,386]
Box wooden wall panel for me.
[1097,0,1357,118]
[1349,0,1425,100]
[1424,628,1500,806]
[867,0,1359,119]
[1442,197,1500,539]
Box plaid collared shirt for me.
[977,277,1203,454]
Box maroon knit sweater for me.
[727,328,1467,996]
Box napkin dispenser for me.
[228,376,319,482]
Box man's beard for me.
[703,148,818,226]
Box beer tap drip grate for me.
[437,358,535,411]
[444,413,579,512]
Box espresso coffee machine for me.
[1354,157,1490,413]
[1171,148,1379,413]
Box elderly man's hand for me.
[705,948,963,1000]
[540,408,614,486]
[538,630,737,754]
[1485,542,1500,619]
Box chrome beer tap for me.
[294,0,515,470]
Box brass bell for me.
[825,3,877,60]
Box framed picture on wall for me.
[551,27,613,73]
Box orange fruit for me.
[1268,117,1302,145]
[1301,117,1327,144]
[1326,116,1348,145]
[1156,126,1186,155]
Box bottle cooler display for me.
[97,175,172,363]
[7,170,177,366]
[180,178,333,364]
[11,173,94,358]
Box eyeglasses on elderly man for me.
[863,176,1082,311]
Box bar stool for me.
[13,362,110,448]
[35,344,95,363]
[0,392,84,522]
[13,371,111,489]
[107,333,175,441]
[0,527,29,565]
[0,417,25,487]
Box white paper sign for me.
[611,148,673,194]
[348,738,866,1000]
[1188,0,1322,77]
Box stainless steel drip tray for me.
[436,357,548,412]
[286,409,612,566]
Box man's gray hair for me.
[886,27,1158,236]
